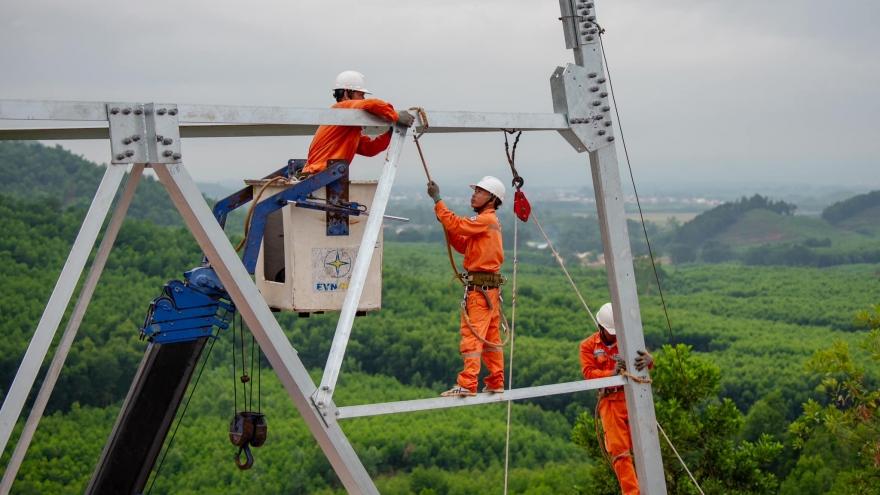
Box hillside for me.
[661,193,878,266]
[1,144,880,493]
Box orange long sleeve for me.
[303,98,399,174]
[433,201,503,273]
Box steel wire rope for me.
[658,422,707,495]
[597,30,717,481]
[502,205,519,495]
[145,326,222,495]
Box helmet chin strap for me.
[473,196,495,213]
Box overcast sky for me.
[1,0,878,193]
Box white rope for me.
[530,212,599,328]
[657,422,706,495]
[503,215,519,495]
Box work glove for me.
[612,356,627,376]
[396,110,415,127]
[634,349,653,371]
[427,181,441,201]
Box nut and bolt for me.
[110,107,120,115]
[588,72,597,78]
[600,92,608,97]
[163,138,173,145]
[602,106,610,112]
[172,153,182,160]
[586,2,594,7]
[122,107,132,115]
[122,138,132,145]
[592,101,602,106]
[169,108,178,116]
[607,136,615,142]
[124,150,135,157]
[598,78,606,83]
[156,135,164,142]
[322,412,327,417]
[131,134,141,142]
[157,108,167,115]
[134,108,143,115]
[317,400,324,406]
[590,86,600,92]
[335,411,340,416]
[587,15,596,21]
[596,114,604,120]
[586,36,594,41]
[163,150,174,157]
[598,130,606,135]
[115,153,125,160]
[321,385,330,391]
[604,121,612,127]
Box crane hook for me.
[235,444,254,470]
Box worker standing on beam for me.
[302,71,415,175]
[580,303,654,495]
[427,177,507,397]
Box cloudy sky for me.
[1,0,878,193]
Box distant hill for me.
[822,190,880,231]
[0,141,190,227]
[662,193,878,266]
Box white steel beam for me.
[337,376,626,420]
[152,161,379,495]
[0,99,570,139]
[0,165,144,495]
[314,127,409,421]
[0,163,128,456]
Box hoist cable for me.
[658,422,706,495]
[249,332,255,413]
[530,213,599,328]
[146,330,220,495]
[502,214,520,495]
[597,33,716,479]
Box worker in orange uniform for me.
[427,177,507,397]
[580,303,654,495]
[302,71,415,175]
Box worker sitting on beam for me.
[580,302,654,495]
[302,71,415,175]
[427,177,507,397]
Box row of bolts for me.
[569,72,616,142]
[109,106,182,160]
[577,3,599,40]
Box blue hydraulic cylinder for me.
[140,268,236,344]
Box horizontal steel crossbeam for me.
[0,99,570,140]
[336,376,625,420]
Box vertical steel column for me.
[314,126,408,416]
[557,0,668,492]
[0,163,127,457]
[153,162,379,495]
[0,165,144,494]
[590,146,666,493]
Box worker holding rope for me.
[581,303,654,495]
[302,71,414,175]
[427,177,507,397]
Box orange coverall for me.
[580,332,653,495]
[303,99,400,174]
[434,200,505,392]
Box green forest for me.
[0,141,878,494]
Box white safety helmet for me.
[333,71,371,94]
[469,176,506,205]
[596,302,616,335]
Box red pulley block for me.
[513,189,531,222]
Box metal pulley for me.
[229,411,267,470]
